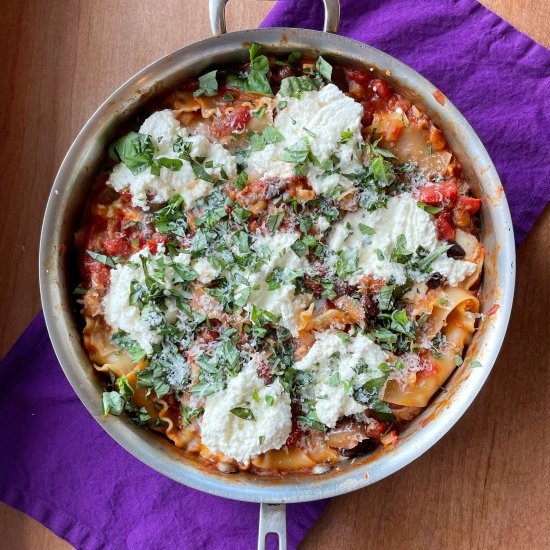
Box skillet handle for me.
[258,503,287,550]
[209,0,340,35]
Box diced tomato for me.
[416,356,439,380]
[103,235,132,257]
[435,211,456,240]
[456,195,482,214]
[370,78,393,102]
[227,105,251,133]
[388,94,411,113]
[119,189,133,203]
[414,180,458,207]
[343,68,371,87]
[147,232,168,254]
[82,259,110,288]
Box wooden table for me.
[1,1,549,548]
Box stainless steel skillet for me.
[39,0,515,547]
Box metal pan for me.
[39,0,515,547]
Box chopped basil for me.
[469,360,483,369]
[267,212,285,234]
[279,76,319,98]
[265,395,275,406]
[415,244,452,272]
[290,239,308,258]
[252,105,266,118]
[417,201,444,214]
[193,70,218,97]
[316,56,332,81]
[336,331,352,343]
[230,406,255,421]
[233,171,248,190]
[281,140,309,163]
[86,250,124,268]
[374,248,385,261]
[112,330,147,362]
[102,391,125,415]
[109,132,154,175]
[359,223,375,235]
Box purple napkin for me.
[1,1,549,549]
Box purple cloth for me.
[1,1,549,549]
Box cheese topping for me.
[328,193,477,286]
[109,110,236,210]
[294,331,389,428]
[245,231,312,336]
[200,360,292,464]
[247,84,364,195]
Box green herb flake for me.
[417,201,444,214]
[230,406,256,421]
[469,360,483,369]
[265,395,275,406]
[316,56,332,81]
[193,70,218,98]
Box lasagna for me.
[75,44,484,474]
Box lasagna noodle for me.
[382,287,479,407]
[252,445,338,471]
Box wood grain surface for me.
[0,1,548,548]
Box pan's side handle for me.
[258,503,287,550]
[209,0,340,36]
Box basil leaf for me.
[417,201,444,214]
[415,244,452,272]
[102,391,125,415]
[469,360,483,369]
[156,157,183,171]
[290,239,308,257]
[336,331,351,343]
[112,330,147,362]
[233,171,248,190]
[230,407,255,421]
[249,42,262,61]
[251,55,269,73]
[265,395,274,406]
[263,125,284,144]
[279,76,319,98]
[281,140,309,164]
[316,56,332,81]
[193,70,218,97]
[252,105,266,118]
[110,132,154,175]
[244,70,273,96]
[371,156,396,187]
[267,213,285,234]
[86,250,124,268]
[359,223,376,235]
[191,160,214,183]
[117,375,134,401]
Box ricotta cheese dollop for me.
[294,331,389,428]
[102,247,191,355]
[328,192,477,286]
[245,231,313,336]
[109,110,236,210]
[247,84,365,195]
[200,360,292,464]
